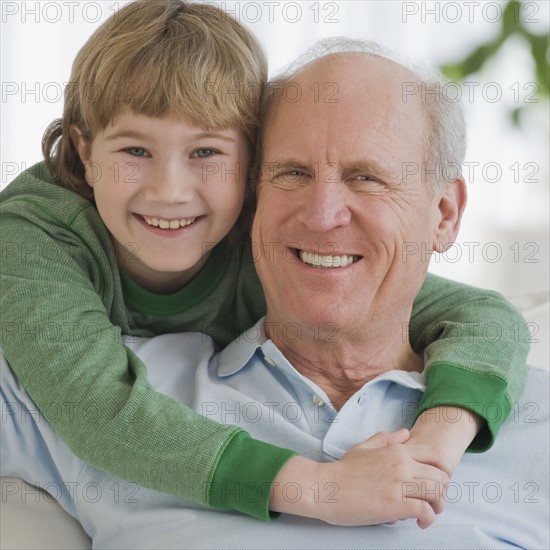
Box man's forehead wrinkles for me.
[265,127,407,174]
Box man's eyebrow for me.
[343,161,391,178]
[263,159,304,167]
[263,159,393,177]
[259,159,309,174]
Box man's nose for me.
[295,176,352,232]
[145,162,195,204]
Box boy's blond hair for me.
[43,0,267,201]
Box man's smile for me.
[296,249,361,269]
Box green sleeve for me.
[409,273,529,450]
[0,196,293,520]
[209,432,297,519]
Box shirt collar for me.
[217,317,268,376]
[217,318,426,393]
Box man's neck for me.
[266,319,423,410]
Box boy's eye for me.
[193,148,218,158]
[122,147,149,157]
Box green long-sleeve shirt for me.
[0,163,528,519]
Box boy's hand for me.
[405,406,485,517]
[270,429,450,529]
[407,406,484,476]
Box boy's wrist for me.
[408,406,484,473]
[270,456,323,520]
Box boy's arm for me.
[408,273,530,454]
[0,195,295,521]
[0,184,442,527]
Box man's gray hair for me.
[261,37,467,190]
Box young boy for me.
[0,0,528,525]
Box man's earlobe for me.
[432,177,467,252]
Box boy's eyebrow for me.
[105,130,236,142]
[105,130,149,141]
[192,132,237,142]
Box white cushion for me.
[508,290,549,370]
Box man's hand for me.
[270,429,451,529]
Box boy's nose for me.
[146,164,195,204]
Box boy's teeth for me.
[144,217,196,229]
[298,250,358,268]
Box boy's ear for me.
[432,177,467,254]
[69,125,93,180]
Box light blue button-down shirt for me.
[2,319,549,549]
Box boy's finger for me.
[359,429,410,449]
[407,444,454,477]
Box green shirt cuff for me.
[207,431,297,520]
[417,362,510,452]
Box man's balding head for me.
[262,51,427,193]
[260,40,466,192]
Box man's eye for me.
[354,175,385,187]
[350,175,388,192]
[271,169,309,189]
[122,147,149,157]
[279,169,305,179]
[193,148,217,158]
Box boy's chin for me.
[118,252,207,293]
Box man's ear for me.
[432,177,467,253]
[69,125,93,185]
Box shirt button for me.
[263,355,276,367]
[312,394,324,407]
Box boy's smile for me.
[135,213,203,237]
[72,112,249,293]
[142,215,198,230]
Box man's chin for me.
[269,306,365,344]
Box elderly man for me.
[2,41,548,549]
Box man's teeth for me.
[298,250,358,268]
[144,216,196,230]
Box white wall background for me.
[1,0,548,296]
